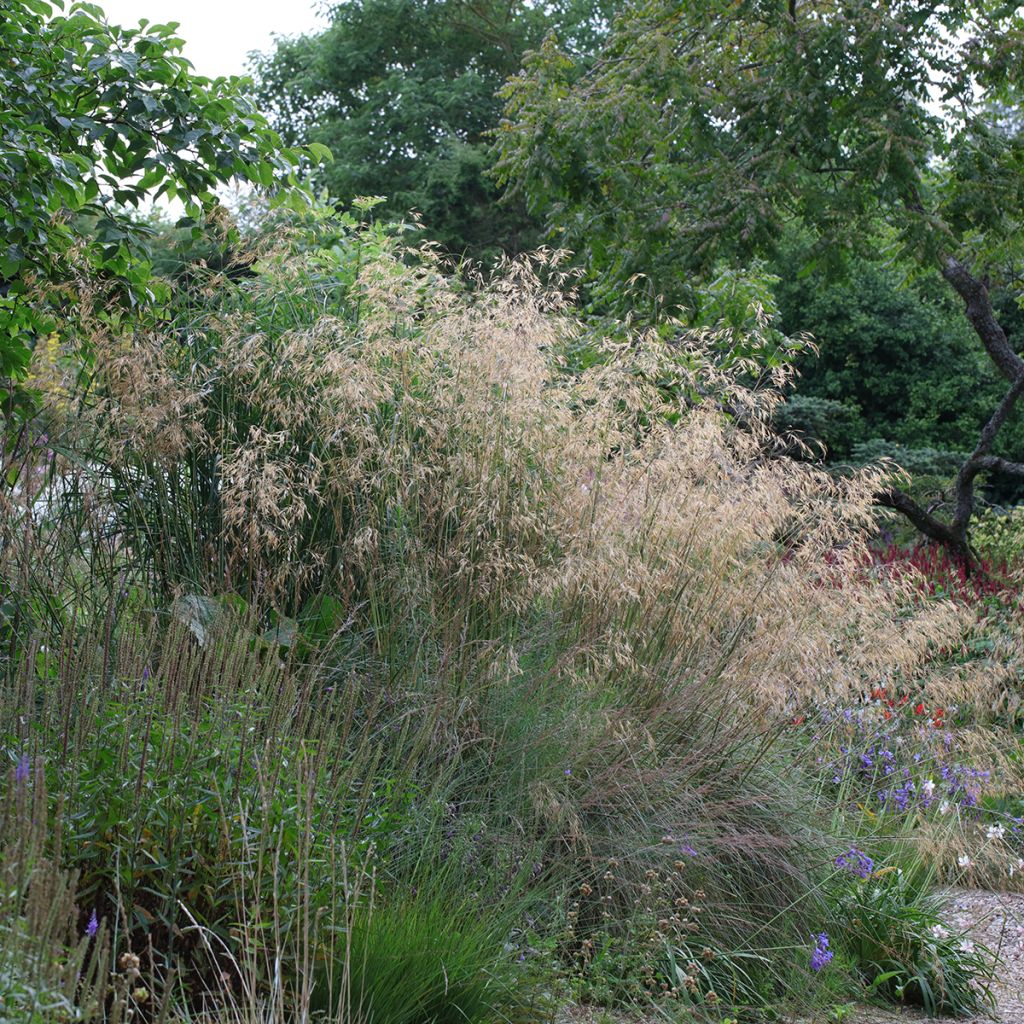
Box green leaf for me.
[306,141,333,164]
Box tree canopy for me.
[495,0,1024,557]
[250,0,618,260]
[496,0,1024,306]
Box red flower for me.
[914,702,925,715]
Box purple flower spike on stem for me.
[810,932,833,972]
[835,847,874,879]
[86,910,99,938]
[14,754,30,785]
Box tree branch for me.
[941,256,1024,382]
[874,487,965,553]
[947,371,1024,530]
[874,251,1022,567]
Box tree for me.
[495,0,1024,561]
[0,0,302,431]
[250,0,618,261]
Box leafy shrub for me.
[773,234,1024,465]
[774,394,864,459]
[972,506,1024,571]
[851,439,967,479]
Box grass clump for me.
[312,888,529,1024]
[834,865,997,1016]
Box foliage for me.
[564,858,787,1012]
[772,236,1024,469]
[0,607,548,1020]
[496,0,1024,311]
[972,506,1024,570]
[0,768,114,1023]
[774,395,863,460]
[834,867,996,1016]
[495,0,1024,554]
[771,234,1024,505]
[868,540,1019,610]
[851,440,967,515]
[250,0,617,260]
[0,0,302,432]
[313,889,530,1024]
[852,442,967,482]
[0,204,995,1019]
[0,2,1017,1021]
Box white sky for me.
[98,0,327,79]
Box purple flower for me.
[142,665,151,682]
[14,754,29,785]
[835,847,874,879]
[86,910,99,938]
[680,843,698,857]
[810,932,833,972]
[563,767,572,776]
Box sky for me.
[98,0,326,78]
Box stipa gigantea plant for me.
[48,233,965,699]
[18,220,988,1017]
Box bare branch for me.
[874,487,964,553]
[971,455,1024,477]
[941,256,1024,382]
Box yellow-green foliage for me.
[972,506,1024,570]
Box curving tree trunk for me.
[875,256,1024,568]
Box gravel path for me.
[848,888,1024,1024]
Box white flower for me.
[957,854,973,869]
[922,779,936,798]
[986,823,1006,841]
[939,800,952,816]
[930,924,949,940]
